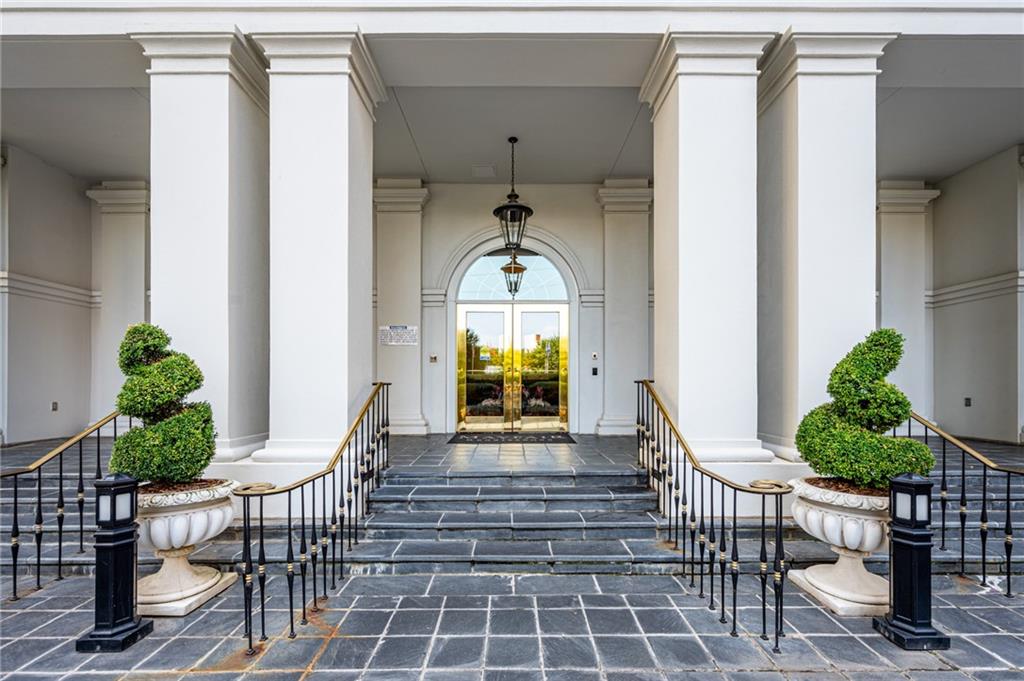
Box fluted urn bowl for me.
[788,476,890,616]
[136,479,237,616]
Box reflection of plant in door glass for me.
[523,336,559,371]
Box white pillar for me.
[374,178,430,434]
[596,179,651,435]
[86,181,149,425]
[878,181,940,423]
[640,33,773,462]
[134,31,270,462]
[251,33,385,462]
[757,31,896,460]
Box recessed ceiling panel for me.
[373,86,651,184]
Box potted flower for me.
[110,323,236,616]
[789,329,934,616]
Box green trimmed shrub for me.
[109,323,216,483]
[795,329,933,490]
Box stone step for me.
[368,485,658,513]
[380,466,645,488]
[361,510,665,541]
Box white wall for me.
[932,144,1023,442]
[415,182,611,433]
[0,145,93,443]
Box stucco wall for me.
[1,145,93,443]
[932,144,1023,442]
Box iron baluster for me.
[34,468,43,589]
[299,485,308,625]
[708,477,716,608]
[77,440,85,553]
[321,475,329,599]
[959,448,967,575]
[719,481,727,624]
[980,466,989,585]
[242,498,254,655]
[95,428,101,479]
[57,452,65,580]
[331,467,338,590]
[759,496,768,641]
[939,439,948,550]
[354,424,361,545]
[698,472,706,598]
[257,497,267,642]
[772,496,784,654]
[730,488,739,636]
[635,382,642,466]
[676,438,686,552]
[1005,472,1014,598]
[310,480,319,611]
[10,475,19,601]
[347,440,355,550]
[286,490,296,638]
[689,466,697,589]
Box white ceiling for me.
[374,86,650,183]
[0,35,1021,185]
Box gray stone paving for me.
[2,573,1023,679]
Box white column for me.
[878,181,940,423]
[251,33,385,462]
[596,179,651,435]
[757,31,896,460]
[640,33,773,462]
[86,182,149,425]
[134,31,270,462]
[375,178,430,434]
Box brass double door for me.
[457,303,568,432]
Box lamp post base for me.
[872,616,950,651]
[76,619,153,653]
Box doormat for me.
[448,432,576,444]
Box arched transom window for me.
[458,252,568,301]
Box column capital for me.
[86,181,150,215]
[877,181,941,214]
[640,31,774,118]
[597,179,652,214]
[251,31,387,116]
[131,29,268,114]
[758,30,897,113]
[374,179,430,213]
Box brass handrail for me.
[640,380,791,496]
[909,411,1015,473]
[0,410,120,479]
[234,382,387,497]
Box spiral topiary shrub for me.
[109,323,216,484]
[795,328,934,490]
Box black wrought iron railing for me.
[637,380,793,652]
[0,411,132,600]
[899,412,1020,596]
[233,382,390,655]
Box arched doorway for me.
[455,251,569,432]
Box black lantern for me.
[493,136,533,250]
[77,473,153,653]
[872,473,950,650]
[501,253,527,298]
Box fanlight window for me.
[458,253,568,301]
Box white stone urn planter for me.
[788,476,890,616]
[136,479,237,616]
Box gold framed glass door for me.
[457,303,568,432]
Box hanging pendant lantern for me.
[501,253,527,299]
[493,136,533,250]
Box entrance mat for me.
[448,432,576,444]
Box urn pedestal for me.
[788,476,890,616]
[136,480,237,617]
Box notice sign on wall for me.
[379,325,418,346]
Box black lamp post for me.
[493,136,533,250]
[873,473,950,650]
[77,473,153,653]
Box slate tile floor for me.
[3,572,1024,680]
